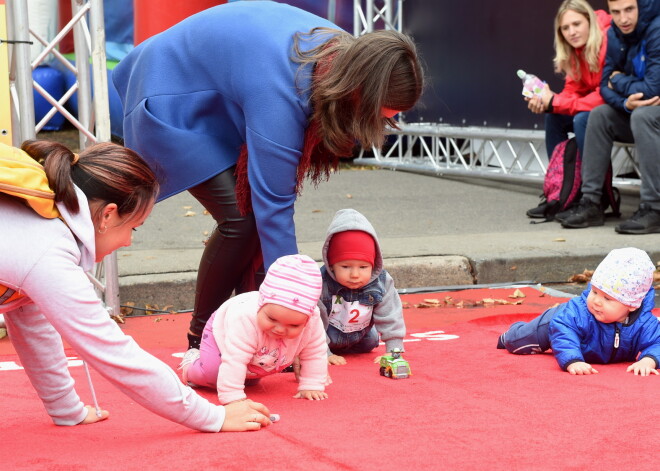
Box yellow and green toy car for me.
[379,348,411,379]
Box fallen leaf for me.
[415,303,435,308]
[312,209,322,213]
[508,289,526,299]
[120,302,135,316]
[183,206,192,210]
[510,266,517,271]
[184,210,196,217]
[553,238,566,242]
[568,269,594,283]
[423,298,441,305]
[203,210,210,215]
[345,194,353,199]
[483,298,511,305]
[145,304,159,315]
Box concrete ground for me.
[116,165,659,311]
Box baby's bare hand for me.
[626,358,659,376]
[567,361,598,375]
[328,354,346,365]
[293,390,328,400]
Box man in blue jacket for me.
[558,0,660,233]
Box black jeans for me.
[187,167,265,336]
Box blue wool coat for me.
[112,1,337,268]
[549,285,660,371]
[601,0,660,111]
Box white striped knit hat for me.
[590,247,655,308]
[258,254,322,316]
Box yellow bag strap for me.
[0,142,60,219]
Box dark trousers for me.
[500,308,556,354]
[581,104,660,209]
[544,111,589,158]
[187,167,265,336]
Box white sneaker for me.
[178,348,200,385]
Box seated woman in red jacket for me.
[526,0,611,159]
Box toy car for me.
[379,348,411,379]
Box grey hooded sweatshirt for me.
[319,209,405,353]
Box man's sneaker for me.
[615,203,660,234]
[560,197,604,228]
[554,205,574,224]
[179,348,200,385]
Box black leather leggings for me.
[187,167,265,337]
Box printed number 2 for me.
[348,309,360,323]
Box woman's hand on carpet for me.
[78,405,109,424]
[567,362,598,375]
[221,399,271,431]
[626,357,659,376]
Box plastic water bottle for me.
[517,69,545,99]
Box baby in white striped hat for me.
[180,254,330,407]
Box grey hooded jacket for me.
[319,209,406,353]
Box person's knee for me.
[573,112,589,130]
[587,104,612,126]
[215,213,257,238]
[630,106,660,135]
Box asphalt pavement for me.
[116,166,660,312]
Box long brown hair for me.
[553,0,603,80]
[21,140,158,220]
[235,28,424,215]
[294,27,424,157]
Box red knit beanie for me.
[327,230,375,266]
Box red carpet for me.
[2,286,659,471]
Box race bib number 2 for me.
[328,296,373,333]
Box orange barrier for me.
[134,0,228,45]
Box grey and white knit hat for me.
[590,247,655,308]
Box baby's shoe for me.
[179,348,200,385]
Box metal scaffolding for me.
[356,123,642,191]
[353,0,402,34]
[351,0,641,192]
[3,0,120,317]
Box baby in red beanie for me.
[319,209,406,365]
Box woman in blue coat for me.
[112,1,424,350]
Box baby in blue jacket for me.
[498,247,659,376]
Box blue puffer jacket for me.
[601,0,660,111]
[548,284,660,371]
